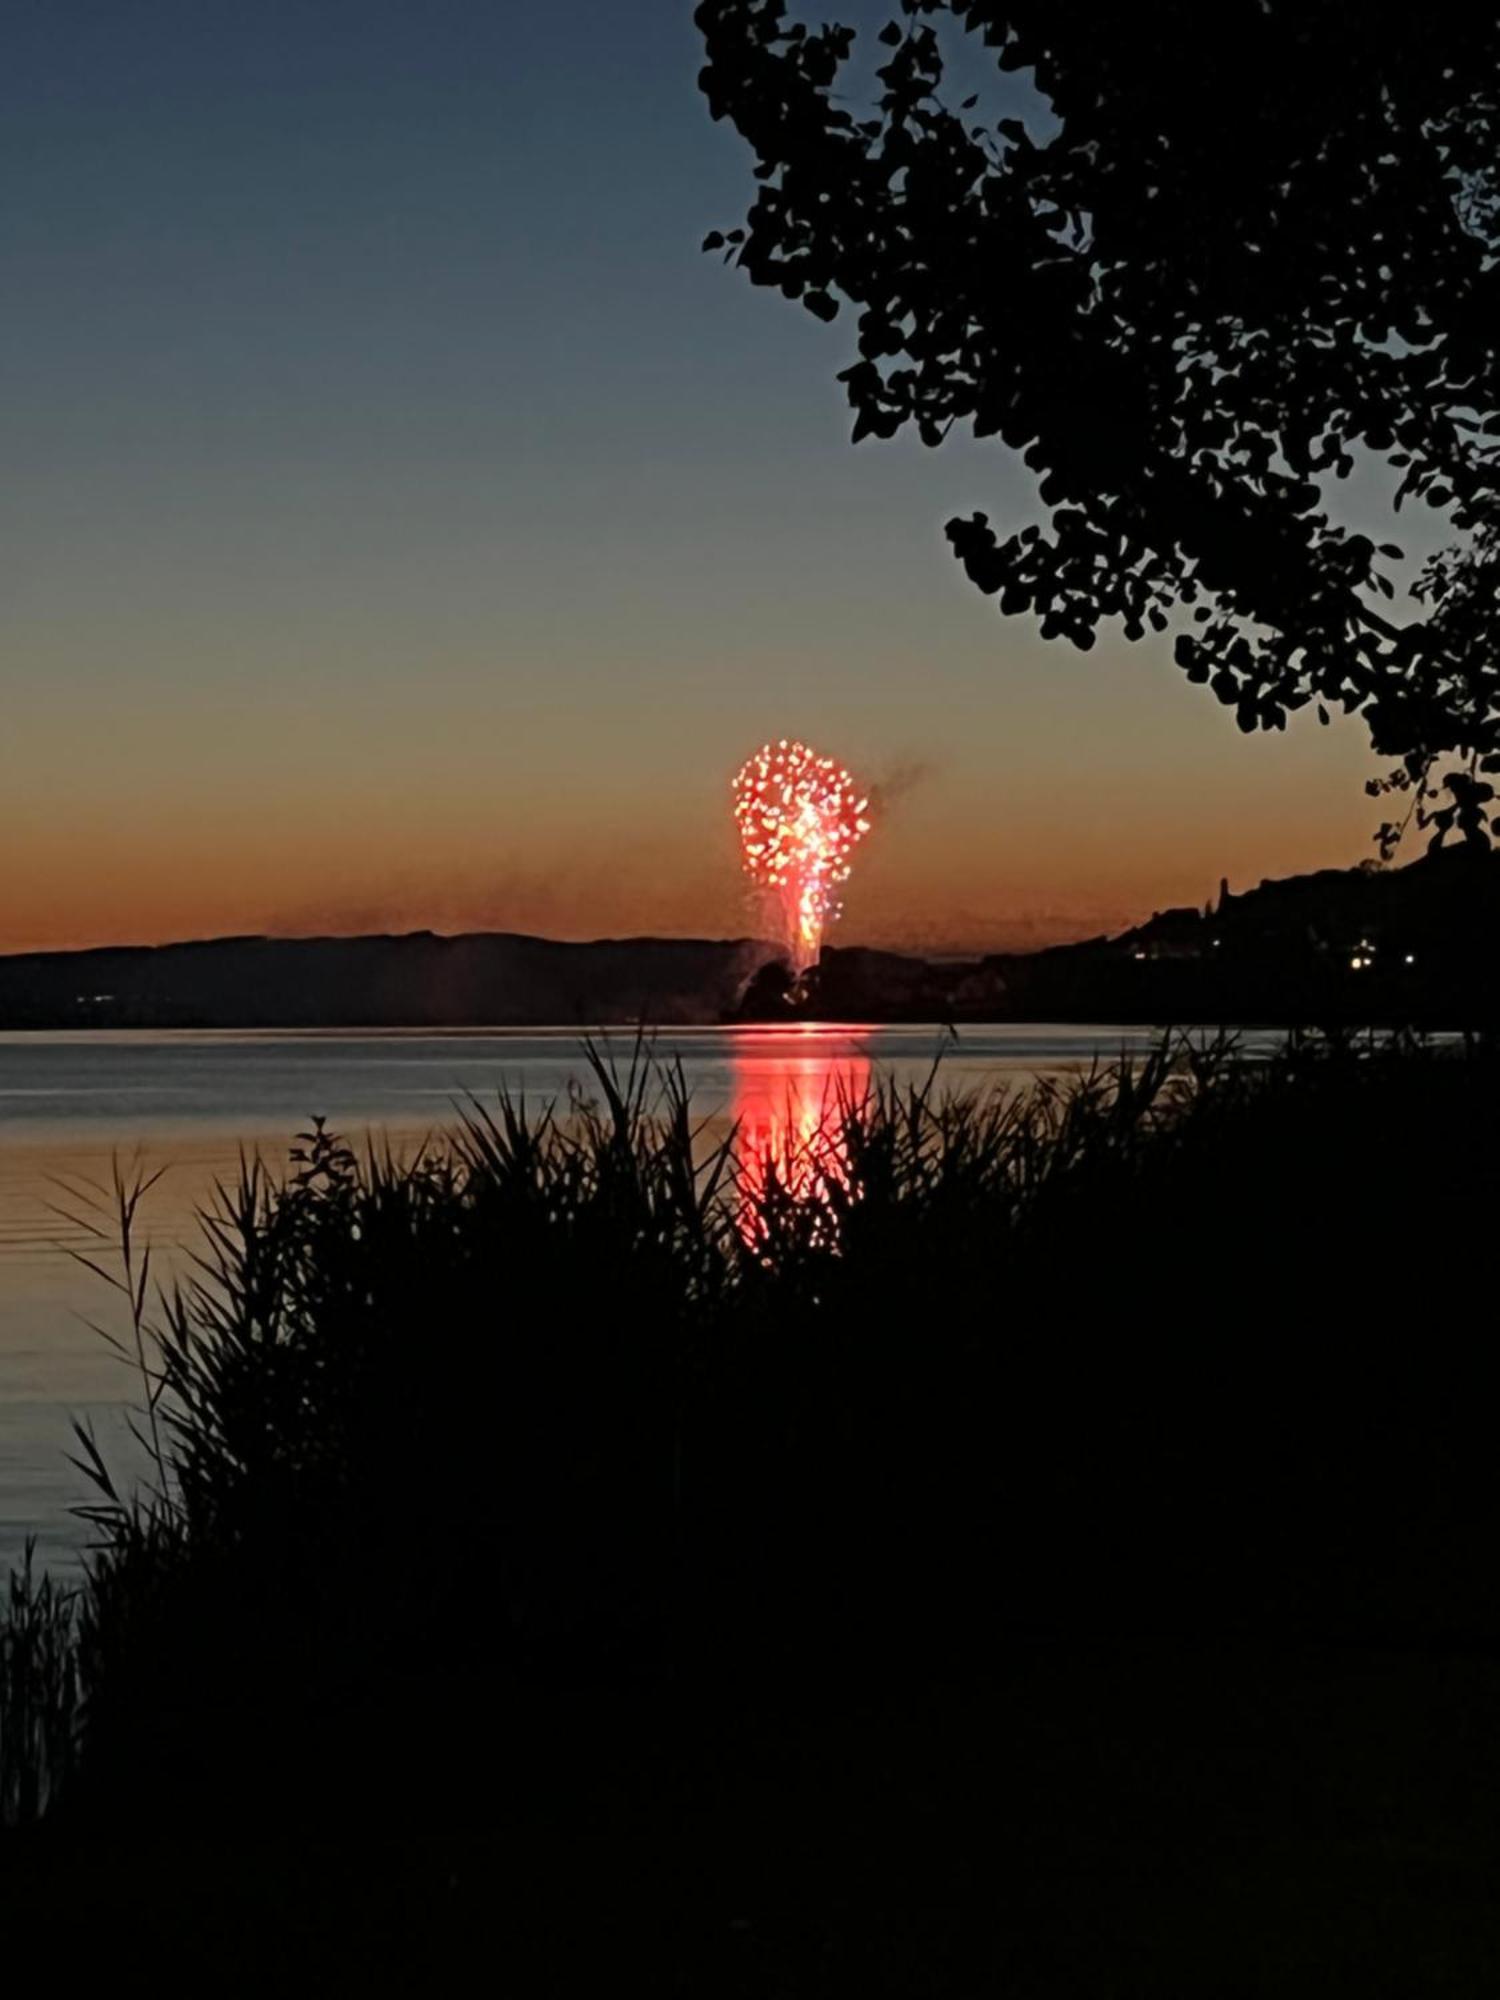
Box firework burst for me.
[732,739,873,971]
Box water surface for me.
[0,1022,1200,1572]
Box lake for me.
[0,1022,1210,1575]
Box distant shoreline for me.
[2,847,1497,1030]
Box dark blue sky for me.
[2,0,1378,951]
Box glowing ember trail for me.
[732,740,873,972]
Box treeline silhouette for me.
[4,1032,1500,1982]
[744,845,1500,1025]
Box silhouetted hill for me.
[0,931,779,1029]
[5,848,1498,1028]
[744,846,1500,1026]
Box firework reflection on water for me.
[730,1026,872,1245]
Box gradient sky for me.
[3,0,1399,956]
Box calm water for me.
[0,1022,1199,1574]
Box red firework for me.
[732,740,873,969]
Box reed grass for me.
[0,1544,78,1828]
[4,1026,1497,1826]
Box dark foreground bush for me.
[7,1030,1500,1839]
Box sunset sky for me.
[4,0,1397,958]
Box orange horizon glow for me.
[1,725,1389,962]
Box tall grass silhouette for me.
[4,1029,1498,1828]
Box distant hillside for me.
[4,849,1497,1029]
[0,931,779,1029]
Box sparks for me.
[732,739,873,971]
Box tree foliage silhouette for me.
[696,2,1500,846]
